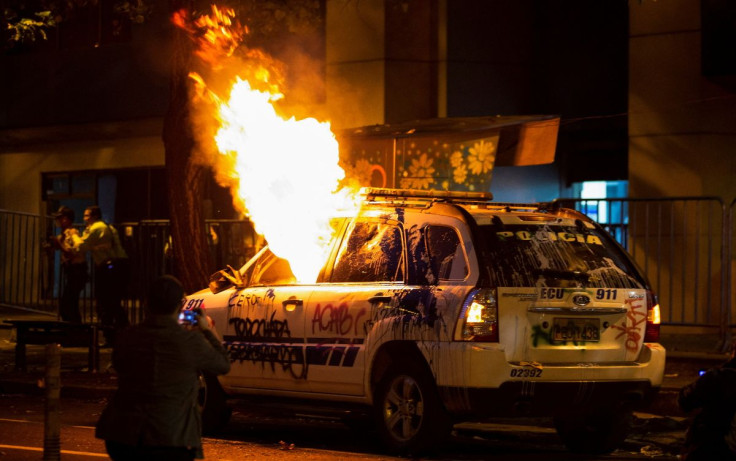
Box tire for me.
[198,372,231,435]
[372,360,451,455]
[554,406,633,454]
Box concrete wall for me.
[0,121,164,214]
[629,0,736,202]
[325,0,387,129]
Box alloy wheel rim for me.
[383,375,424,441]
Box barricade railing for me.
[0,211,258,325]
[0,210,56,314]
[119,219,258,322]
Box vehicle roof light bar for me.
[358,188,571,215]
[361,187,493,202]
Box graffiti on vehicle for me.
[530,324,554,346]
[611,296,647,352]
[311,302,366,336]
[225,339,364,380]
[229,311,291,340]
[227,341,308,379]
[228,290,262,309]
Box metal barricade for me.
[113,219,259,323]
[0,211,56,314]
[556,197,729,334]
[0,211,258,324]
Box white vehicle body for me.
[184,188,666,454]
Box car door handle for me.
[282,297,303,311]
[368,295,392,304]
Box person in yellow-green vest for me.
[72,205,129,345]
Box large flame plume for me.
[175,6,358,283]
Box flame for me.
[176,6,359,283]
[215,78,357,282]
[172,6,244,68]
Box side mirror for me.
[208,270,232,294]
[208,265,246,293]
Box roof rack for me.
[483,202,547,212]
[360,187,493,203]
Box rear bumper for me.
[431,342,666,417]
[439,379,659,417]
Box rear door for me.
[478,218,650,364]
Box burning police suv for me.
[182,188,665,454]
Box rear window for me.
[480,224,645,289]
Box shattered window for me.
[481,224,644,289]
[426,226,468,280]
[331,221,404,283]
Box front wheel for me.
[554,406,633,454]
[373,361,450,455]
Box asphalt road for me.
[0,393,686,460]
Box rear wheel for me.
[198,372,231,435]
[554,406,633,454]
[373,361,450,455]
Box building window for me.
[702,0,736,78]
[571,180,628,243]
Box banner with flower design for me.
[340,134,499,192]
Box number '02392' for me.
[510,368,543,378]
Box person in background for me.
[678,345,736,460]
[71,205,129,344]
[96,275,231,460]
[49,206,87,323]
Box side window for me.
[331,221,404,283]
[426,226,468,280]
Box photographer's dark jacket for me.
[95,315,231,458]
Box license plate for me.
[552,317,600,342]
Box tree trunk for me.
[162,5,213,293]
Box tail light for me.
[644,290,661,342]
[457,288,499,342]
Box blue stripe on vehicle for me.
[343,346,359,367]
[329,347,345,366]
[306,345,330,365]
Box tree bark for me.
[163,4,213,293]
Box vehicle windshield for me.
[479,223,645,289]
